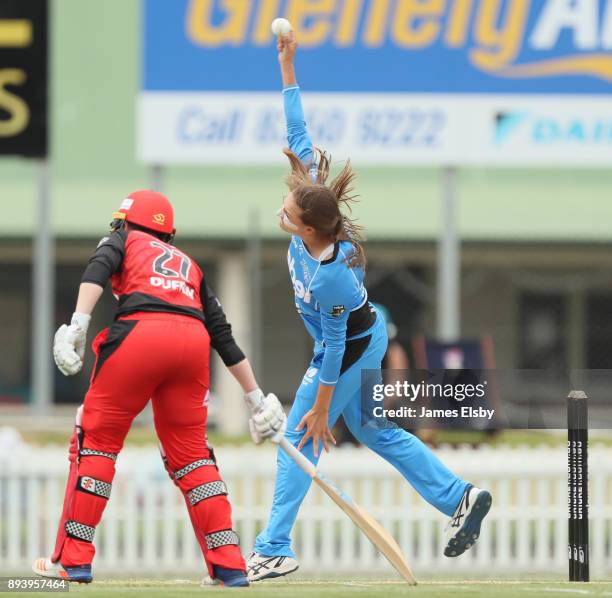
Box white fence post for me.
[1,445,611,577]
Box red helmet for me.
[112,190,175,234]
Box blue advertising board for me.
[144,0,612,93]
[139,0,612,165]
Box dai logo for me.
[495,112,529,144]
[186,0,612,82]
[495,111,612,145]
[152,213,165,225]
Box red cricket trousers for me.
[51,312,245,574]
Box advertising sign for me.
[0,0,48,158]
[139,0,612,165]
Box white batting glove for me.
[245,389,287,445]
[53,312,91,376]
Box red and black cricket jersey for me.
[81,228,244,366]
[110,230,204,320]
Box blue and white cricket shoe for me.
[246,552,299,581]
[32,557,93,583]
[444,486,492,557]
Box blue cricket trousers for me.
[255,311,468,557]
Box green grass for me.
[13,578,612,597]
[18,426,612,449]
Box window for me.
[518,292,567,371]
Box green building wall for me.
[1,0,610,242]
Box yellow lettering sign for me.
[0,69,30,137]
[335,0,363,47]
[286,0,335,47]
[363,0,391,47]
[471,0,531,71]
[0,19,32,47]
[187,0,249,47]
[393,0,444,48]
[181,0,612,82]
[253,0,282,46]
[445,0,473,47]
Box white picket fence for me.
[1,444,612,577]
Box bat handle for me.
[279,437,317,478]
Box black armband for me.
[201,276,246,367]
[214,341,246,368]
[81,230,126,287]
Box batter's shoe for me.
[246,552,299,581]
[212,566,249,587]
[444,485,492,557]
[32,557,93,583]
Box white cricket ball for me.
[271,17,292,36]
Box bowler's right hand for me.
[277,30,297,64]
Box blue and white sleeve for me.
[283,85,314,166]
[315,273,352,386]
[318,306,349,386]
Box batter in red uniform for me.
[32,190,286,587]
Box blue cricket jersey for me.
[283,85,375,386]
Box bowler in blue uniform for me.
[247,31,492,581]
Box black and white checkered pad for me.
[65,520,95,543]
[77,476,112,499]
[174,459,215,480]
[188,481,227,506]
[80,448,117,461]
[205,529,239,550]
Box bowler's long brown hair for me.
[283,147,365,269]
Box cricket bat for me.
[279,437,417,585]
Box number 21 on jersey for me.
[149,241,196,299]
[150,241,192,280]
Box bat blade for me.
[313,473,417,585]
[279,438,417,584]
